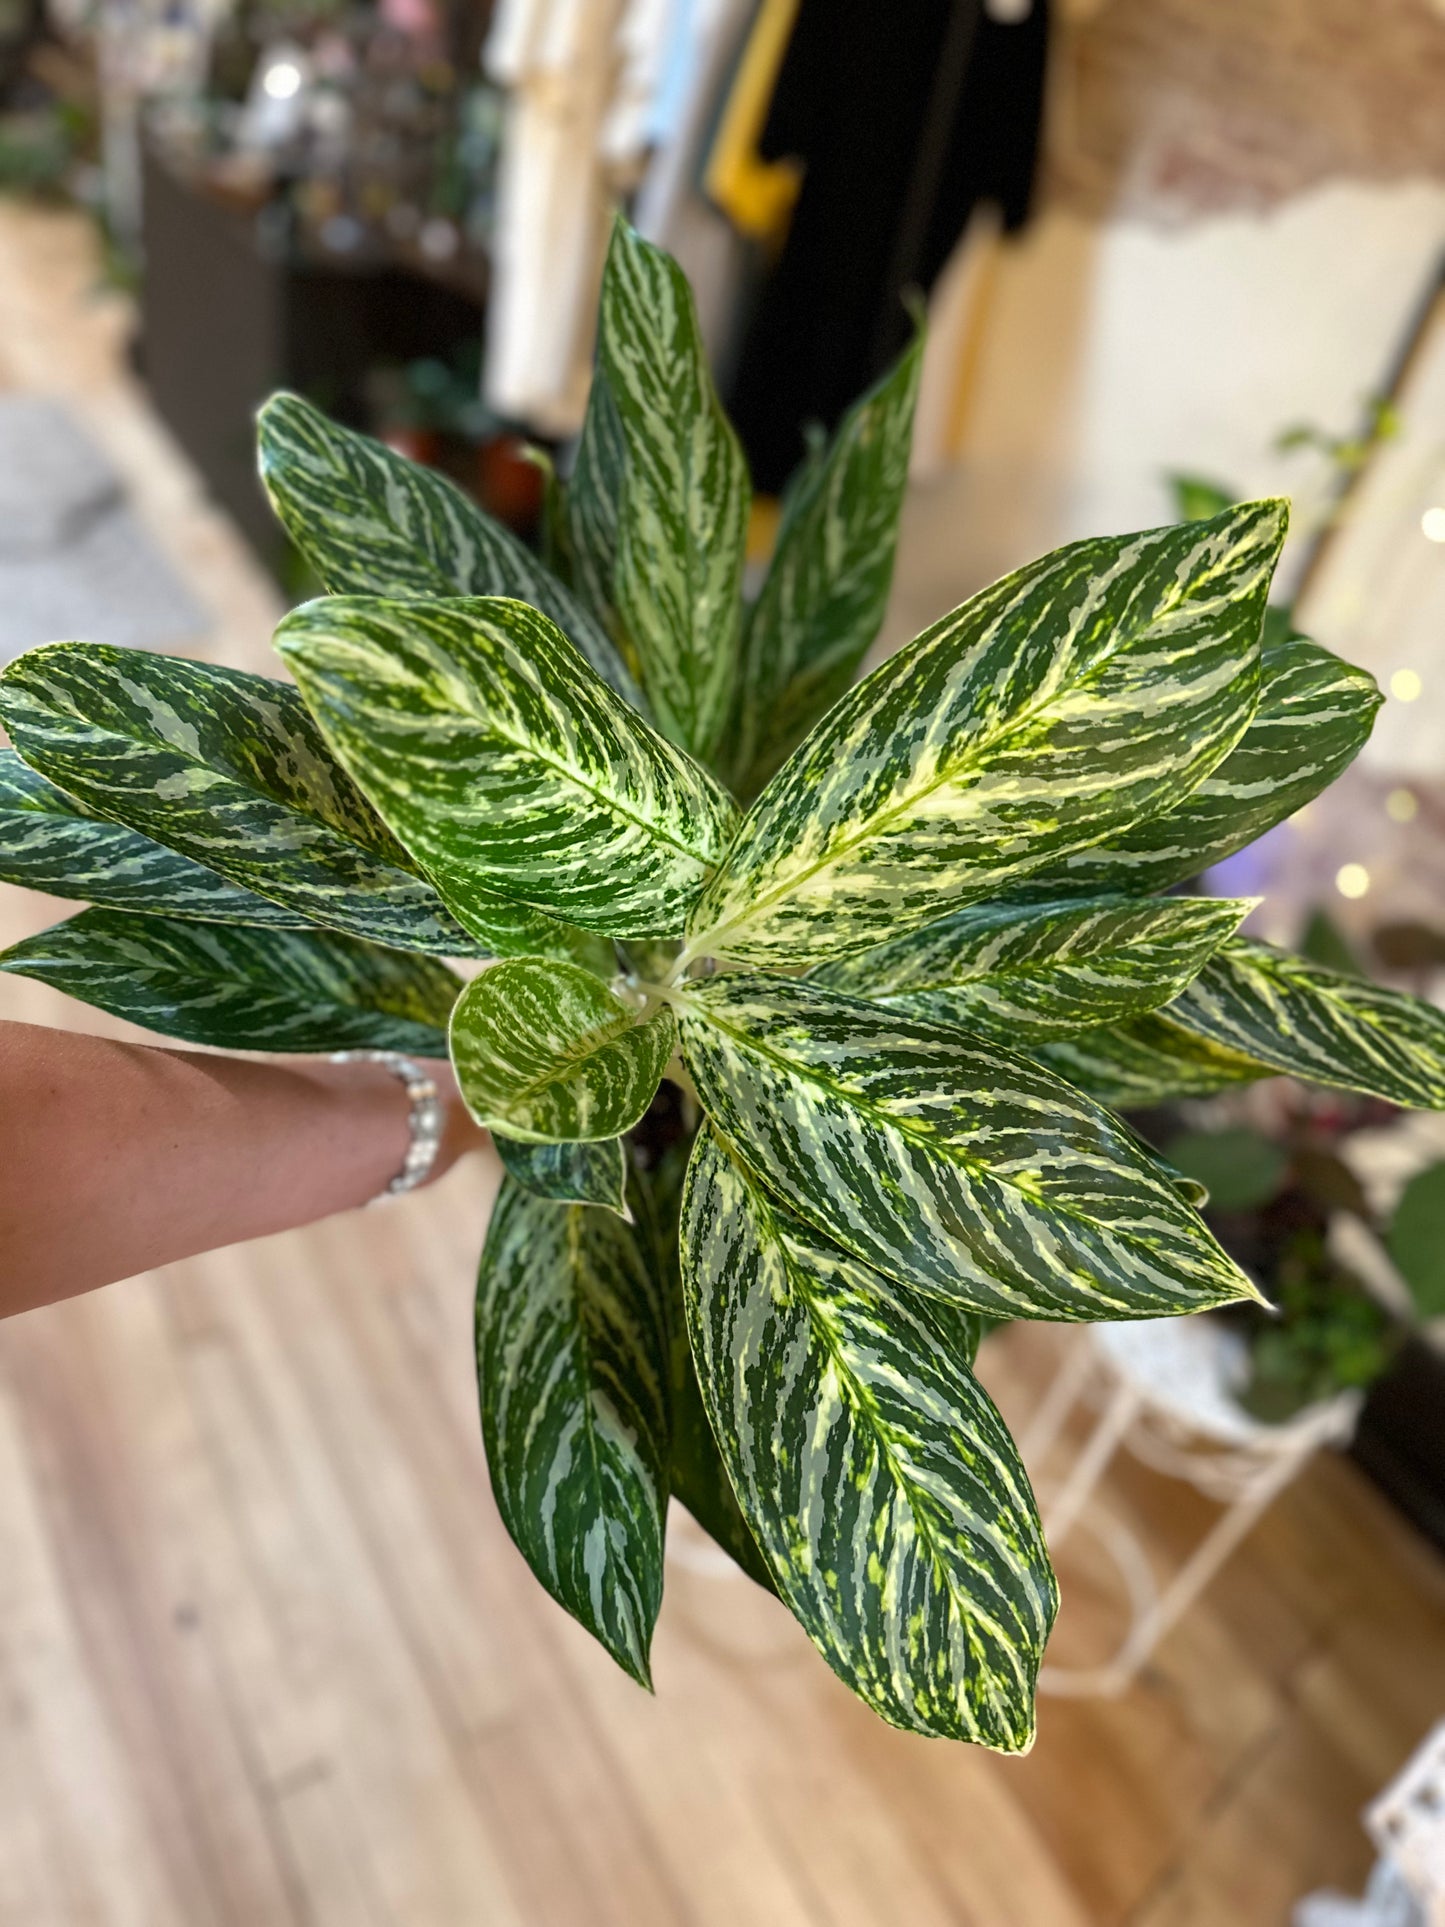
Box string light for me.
[1423,506,1445,544]
[1386,788,1419,823]
[1390,668,1423,702]
[1335,863,1370,899]
[263,60,302,100]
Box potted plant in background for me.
[2,217,1443,1750]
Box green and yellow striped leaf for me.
[276,596,738,942]
[668,1330,776,1592]
[450,959,674,1143]
[1011,635,1381,901]
[475,1175,670,1685]
[1039,937,1445,1113]
[686,502,1285,968]
[813,894,1251,1045]
[729,330,923,797]
[0,642,498,957]
[1031,1019,1262,1111]
[563,365,627,644]
[256,392,643,709]
[1160,937,1445,1109]
[675,974,1259,1321]
[0,748,312,927]
[596,218,750,761]
[0,907,459,1053]
[493,1133,631,1217]
[637,1144,776,1589]
[681,1126,1056,1747]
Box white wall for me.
[885,180,1445,652]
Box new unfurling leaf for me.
[450,959,673,1143]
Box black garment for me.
[725,0,1049,493]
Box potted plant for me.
[2,217,1443,1751]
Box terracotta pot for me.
[478,433,544,534]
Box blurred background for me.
[2,2,1445,1922]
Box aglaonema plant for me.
[1,216,1438,1750]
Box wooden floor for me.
[2,202,1445,1927]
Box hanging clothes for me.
[720,0,1049,493]
[631,0,761,370]
[483,0,624,435]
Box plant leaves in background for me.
[1388,1161,1445,1320]
[450,959,674,1143]
[813,894,1250,1045]
[0,748,312,927]
[276,596,737,942]
[1162,937,1445,1110]
[1168,473,1236,522]
[676,974,1259,1321]
[493,1133,631,1218]
[681,1126,1056,1747]
[257,392,643,710]
[0,643,493,957]
[475,1175,670,1685]
[686,503,1284,968]
[596,218,750,761]
[1009,635,1381,903]
[1164,1128,1288,1214]
[729,331,923,796]
[0,907,459,1053]
[1298,906,1361,976]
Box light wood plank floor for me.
[2,201,1444,1926]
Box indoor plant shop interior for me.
[1,4,1445,1925]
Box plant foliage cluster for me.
[2,220,1442,1748]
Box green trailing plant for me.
[4,216,1445,1749]
[1156,1100,1445,1422]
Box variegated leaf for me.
[668,1332,776,1592]
[1010,634,1381,901]
[493,1133,631,1217]
[0,642,507,957]
[686,503,1284,968]
[475,1174,670,1685]
[681,1126,1056,1747]
[0,907,459,1053]
[729,331,923,796]
[1160,936,1445,1109]
[276,596,738,941]
[0,748,310,927]
[596,218,750,761]
[563,365,628,646]
[450,959,674,1143]
[813,894,1251,1044]
[637,1143,776,1589]
[1031,1019,1262,1111]
[256,392,643,709]
[675,974,1259,1321]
